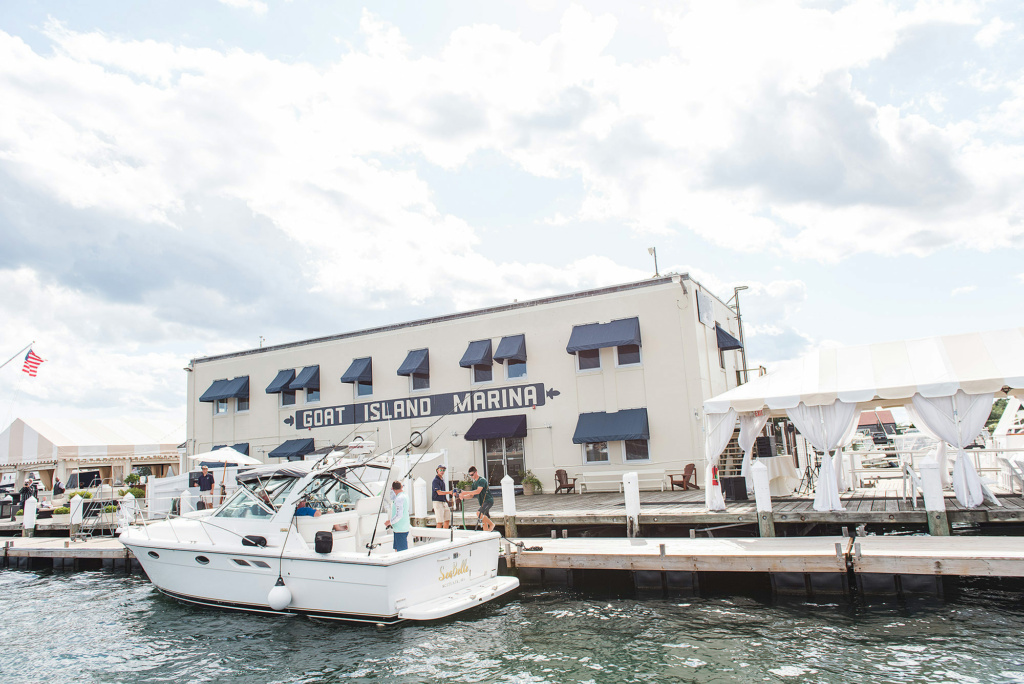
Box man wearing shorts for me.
[431,465,453,529]
[459,466,494,532]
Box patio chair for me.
[669,464,700,491]
[554,469,577,494]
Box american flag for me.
[22,349,44,377]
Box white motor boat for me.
[120,447,519,624]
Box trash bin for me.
[721,476,748,501]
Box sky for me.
[1,0,1022,428]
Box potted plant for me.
[50,506,71,524]
[124,473,141,486]
[521,471,543,496]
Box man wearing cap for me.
[197,465,216,510]
[431,465,453,529]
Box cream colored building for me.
[186,275,745,490]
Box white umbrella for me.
[188,448,261,466]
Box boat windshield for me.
[300,465,391,513]
[214,487,275,519]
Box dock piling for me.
[920,459,951,536]
[751,462,776,537]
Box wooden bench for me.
[576,469,666,493]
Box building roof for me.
[191,274,709,366]
[858,410,896,427]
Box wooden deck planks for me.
[851,536,1024,577]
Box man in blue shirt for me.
[384,481,411,551]
[295,499,319,517]
[431,465,453,529]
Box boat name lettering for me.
[293,383,546,430]
[438,559,471,583]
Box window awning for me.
[464,414,528,441]
[266,369,296,394]
[572,408,650,444]
[459,340,492,368]
[289,365,320,391]
[494,334,527,362]
[397,349,429,376]
[213,443,250,455]
[268,438,315,460]
[340,357,372,384]
[566,317,641,353]
[716,325,743,351]
[199,376,250,402]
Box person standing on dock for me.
[460,466,494,532]
[385,481,410,552]
[431,465,453,529]
[197,466,215,510]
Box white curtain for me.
[835,418,860,492]
[704,409,738,511]
[786,401,859,512]
[911,391,993,508]
[740,412,770,494]
[905,402,951,488]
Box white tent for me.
[703,328,1024,512]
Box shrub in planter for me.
[521,471,543,495]
[118,487,146,499]
[54,507,70,515]
[68,490,92,499]
[14,510,22,517]
[124,473,141,486]
[102,504,118,513]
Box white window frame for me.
[576,349,601,373]
[505,359,527,380]
[235,396,250,413]
[622,439,651,463]
[213,399,228,415]
[615,344,642,368]
[582,441,610,465]
[305,388,320,404]
[410,373,430,392]
[472,364,493,385]
[355,381,373,398]
[280,390,297,408]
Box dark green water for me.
[3,570,1024,683]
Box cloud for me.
[951,285,978,296]
[217,0,268,15]
[976,17,1013,47]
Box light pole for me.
[648,247,659,276]
[730,286,749,383]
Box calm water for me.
[3,570,1024,683]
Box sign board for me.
[697,291,715,327]
[292,382,548,431]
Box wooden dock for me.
[2,537,135,571]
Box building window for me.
[577,349,601,371]
[281,390,296,407]
[306,388,320,403]
[412,373,430,391]
[506,359,527,379]
[617,344,641,366]
[624,439,650,462]
[584,442,609,464]
[473,365,492,384]
[236,397,250,412]
[214,399,228,415]
[356,381,372,397]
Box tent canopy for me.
[705,328,1024,415]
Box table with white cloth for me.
[757,456,801,497]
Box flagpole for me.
[0,342,34,372]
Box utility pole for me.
[731,286,749,384]
[648,247,659,276]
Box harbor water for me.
[3,570,1024,683]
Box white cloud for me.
[975,17,1013,47]
[951,285,978,296]
[217,0,268,15]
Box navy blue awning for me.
[266,369,295,394]
[572,408,650,444]
[289,365,320,391]
[494,334,527,362]
[397,349,429,376]
[716,325,743,351]
[213,443,250,455]
[340,357,372,384]
[199,376,249,402]
[464,414,527,441]
[566,317,641,353]
[459,340,492,368]
[268,438,315,460]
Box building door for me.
[483,437,526,486]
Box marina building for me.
[185,275,746,490]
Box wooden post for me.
[623,472,641,538]
[505,515,518,538]
[919,459,950,536]
[750,462,776,537]
[501,474,517,538]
